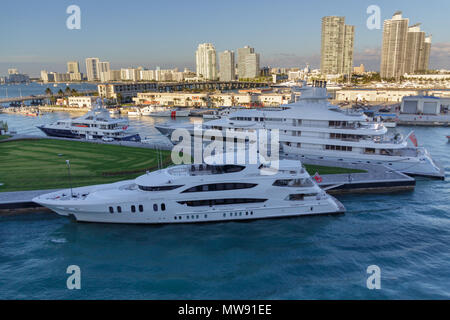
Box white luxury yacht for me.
[38,107,141,142]
[156,81,444,179]
[33,156,345,224]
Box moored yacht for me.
[156,81,444,179]
[33,157,345,224]
[38,107,141,142]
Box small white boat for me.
[148,108,190,117]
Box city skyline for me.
[1,0,450,76]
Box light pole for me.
[66,160,73,197]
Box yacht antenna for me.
[66,160,73,197]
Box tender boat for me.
[33,156,345,224]
[37,107,141,142]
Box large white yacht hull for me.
[282,145,445,179]
[37,198,344,224]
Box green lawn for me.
[0,135,11,141]
[0,138,366,192]
[0,139,172,192]
[304,164,366,176]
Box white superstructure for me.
[33,158,344,224]
[156,81,444,179]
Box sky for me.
[1,0,449,76]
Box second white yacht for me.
[156,81,444,179]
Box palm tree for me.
[45,88,53,96]
[58,89,64,96]
[65,86,71,95]
[71,88,78,95]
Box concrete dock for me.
[290,157,416,195]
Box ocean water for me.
[0,113,449,299]
[0,82,97,106]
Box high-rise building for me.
[320,16,354,76]
[237,46,256,79]
[8,69,18,75]
[67,61,80,74]
[85,58,100,81]
[219,50,236,81]
[244,53,260,79]
[405,24,425,74]
[196,43,217,80]
[380,12,409,79]
[381,12,432,79]
[420,35,432,72]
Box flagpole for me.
[66,160,73,197]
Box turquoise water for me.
[0,82,97,105]
[0,122,449,299]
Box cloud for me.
[430,42,450,69]
[261,53,320,68]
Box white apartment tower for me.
[219,50,236,81]
[196,43,218,80]
[67,61,80,74]
[381,12,432,79]
[238,46,260,79]
[320,16,355,76]
[85,58,100,81]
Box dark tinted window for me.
[138,185,183,191]
[131,205,136,213]
[182,183,257,193]
[177,198,267,207]
[139,205,143,212]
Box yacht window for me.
[117,206,122,213]
[177,198,267,207]
[153,204,158,212]
[138,185,184,191]
[109,207,114,214]
[139,205,143,212]
[131,205,136,213]
[161,203,166,211]
[182,183,257,193]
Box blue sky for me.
[1,0,449,76]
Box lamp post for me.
[66,160,73,197]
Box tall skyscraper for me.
[320,16,354,76]
[67,61,80,74]
[420,35,432,72]
[381,12,432,79]
[219,50,236,81]
[196,43,217,80]
[238,46,260,79]
[405,24,427,75]
[85,58,100,81]
[244,53,260,79]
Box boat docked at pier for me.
[37,107,141,142]
[33,157,345,224]
[156,81,444,179]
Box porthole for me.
[139,205,143,212]
[117,206,122,213]
[204,214,207,218]
[174,216,177,220]
[153,204,158,212]
[109,207,114,214]
[161,203,166,211]
[131,205,136,213]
